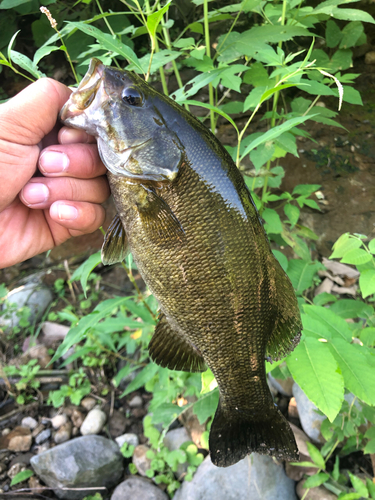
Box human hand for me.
[0,78,110,269]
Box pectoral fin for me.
[101,214,128,265]
[149,313,206,372]
[140,186,185,243]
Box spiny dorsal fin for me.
[139,186,185,243]
[101,214,128,265]
[265,257,302,362]
[149,313,206,373]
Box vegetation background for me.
[1,0,375,498]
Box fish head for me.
[60,58,184,182]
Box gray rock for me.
[132,445,152,476]
[111,476,168,500]
[268,373,294,397]
[35,429,51,445]
[80,408,106,436]
[296,479,337,499]
[293,384,325,443]
[163,427,191,451]
[54,422,72,444]
[128,395,143,408]
[0,282,53,329]
[21,417,38,430]
[115,433,139,448]
[174,454,297,500]
[40,321,69,346]
[30,435,124,500]
[7,463,26,479]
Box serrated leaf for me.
[71,251,102,297]
[10,469,34,486]
[330,237,362,259]
[287,260,321,295]
[287,337,344,422]
[369,239,375,254]
[193,388,219,424]
[330,300,373,319]
[262,208,282,234]
[326,20,342,48]
[348,471,369,497]
[249,141,275,172]
[328,338,375,405]
[304,472,330,488]
[284,204,300,227]
[340,248,372,266]
[359,270,375,299]
[303,305,352,342]
[306,441,326,469]
[360,328,375,347]
[147,1,171,37]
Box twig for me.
[64,259,77,302]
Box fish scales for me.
[60,58,302,467]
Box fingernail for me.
[21,183,49,205]
[60,128,90,144]
[39,151,69,173]
[57,204,78,221]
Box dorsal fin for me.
[101,214,128,265]
[149,313,206,372]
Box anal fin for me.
[101,214,128,265]
[149,313,206,373]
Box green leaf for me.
[303,305,352,342]
[326,20,342,48]
[272,250,288,272]
[66,22,143,73]
[360,327,375,347]
[262,208,282,234]
[151,402,184,426]
[304,472,330,488]
[287,337,344,422]
[71,251,102,297]
[364,439,375,455]
[306,442,326,469]
[249,141,275,172]
[332,8,375,23]
[0,0,30,7]
[340,248,372,266]
[240,115,316,160]
[348,471,369,497]
[360,270,375,299]
[120,362,159,397]
[243,62,272,87]
[284,204,300,227]
[292,184,321,196]
[328,338,375,405]
[194,389,219,424]
[368,239,375,254]
[10,50,45,79]
[287,260,321,295]
[366,478,375,499]
[340,22,364,49]
[124,300,156,325]
[330,235,362,259]
[147,2,172,38]
[10,469,34,486]
[330,300,373,319]
[52,296,131,362]
[33,45,60,65]
[178,100,238,134]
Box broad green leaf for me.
[10,469,34,486]
[262,208,282,234]
[348,471,369,497]
[194,388,219,424]
[287,260,321,295]
[333,85,363,105]
[297,79,336,96]
[330,300,373,319]
[340,22,364,49]
[0,0,30,7]
[301,313,333,340]
[284,204,300,227]
[272,250,288,272]
[201,369,217,394]
[33,45,61,65]
[340,248,372,266]
[120,362,159,397]
[332,8,375,23]
[359,269,375,299]
[178,100,238,134]
[66,22,143,73]
[360,327,375,347]
[52,296,131,362]
[147,2,171,38]
[292,184,321,196]
[304,472,330,488]
[243,86,267,112]
[366,478,375,499]
[220,101,244,115]
[243,62,272,87]
[303,305,352,342]
[306,442,325,469]
[368,239,375,254]
[129,49,181,75]
[326,20,342,48]
[249,141,275,172]
[328,338,375,405]
[240,115,316,160]
[275,132,298,157]
[10,50,44,79]
[173,37,195,49]
[364,439,375,455]
[71,251,102,297]
[287,337,344,422]
[330,235,361,259]
[313,292,337,307]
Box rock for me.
[80,408,107,436]
[0,426,32,452]
[71,410,84,429]
[293,384,325,442]
[35,442,50,454]
[51,414,68,430]
[21,417,38,430]
[174,454,297,500]
[288,397,299,419]
[128,395,143,408]
[1,428,11,436]
[296,480,337,500]
[133,445,152,477]
[164,428,191,451]
[21,344,51,369]
[32,424,45,438]
[268,374,294,397]
[115,433,139,449]
[80,397,97,412]
[35,429,51,445]
[29,475,44,495]
[40,321,69,346]
[30,435,124,500]
[365,51,375,65]
[285,424,316,481]
[109,410,129,438]
[111,476,168,500]
[54,422,72,444]
[7,462,26,479]
[0,282,53,330]
[9,452,33,467]
[179,407,206,449]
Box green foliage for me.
[4,359,41,405]
[9,468,34,486]
[48,368,91,407]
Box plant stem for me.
[203,0,215,134]
[96,0,115,36]
[120,262,156,319]
[236,103,261,168]
[154,36,169,94]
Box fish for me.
[60,58,302,467]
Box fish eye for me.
[122,87,143,106]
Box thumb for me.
[0,78,72,146]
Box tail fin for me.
[209,398,298,467]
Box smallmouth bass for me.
[60,58,302,467]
